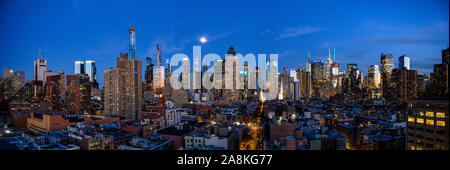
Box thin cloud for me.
[275,26,325,40]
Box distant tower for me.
[129,26,136,59]
[34,49,47,82]
[157,44,162,66]
[74,61,85,74]
[306,53,312,72]
[85,60,97,83]
[145,57,154,90]
[399,54,410,70]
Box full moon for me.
[200,37,207,43]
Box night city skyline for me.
[1,0,449,88]
[1,1,449,165]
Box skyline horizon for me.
[2,36,449,88]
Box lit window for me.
[419,112,424,116]
[410,145,415,150]
[436,121,445,127]
[416,118,424,124]
[426,119,434,125]
[425,111,434,117]
[408,117,415,122]
[416,147,422,150]
[436,112,445,118]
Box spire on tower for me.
[328,48,331,60]
[333,48,336,61]
[157,43,162,66]
[38,49,42,59]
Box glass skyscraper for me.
[85,60,97,83]
[399,54,410,70]
[129,26,136,59]
[74,61,85,74]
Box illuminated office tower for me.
[59,70,66,103]
[368,65,381,98]
[399,54,410,70]
[297,67,307,98]
[391,68,417,102]
[330,62,339,88]
[325,48,333,81]
[153,66,165,91]
[104,52,142,119]
[145,57,154,90]
[346,64,360,91]
[281,67,289,100]
[306,53,312,72]
[381,53,394,73]
[290,68,297,82]
[66,74,91,114]
[311,61,324,97]
[359,71,364,90]
[129,26,136,59]
[34,58,47,82]
[407,98,448,150]
[85,60,97,83]
[31,80,44,101]
[381,53,394,99]
[346,64,358,76]
[74,61,85,74]
[45,75,61,110]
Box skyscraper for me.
[14,71,25,89]
[311,61,324,97]
[346,64,358,75]
[325,48,333,81]
[74,61,85,74]
[145,56,154,90]
[391,68,417,102]
[85,60,97,83]
[157,44,162,66]
[129,26,136,59]
[45,75,61,111]
[381,53,394,73]
[66,74,91,114]
[368,65,381,99]
[330,62,339,88]
[380,53,394,99]
[104,52,142,119]
[34,58,47,82]
[153,66,165,91]
[399,54,410,70]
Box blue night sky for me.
[1,0,448,88]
